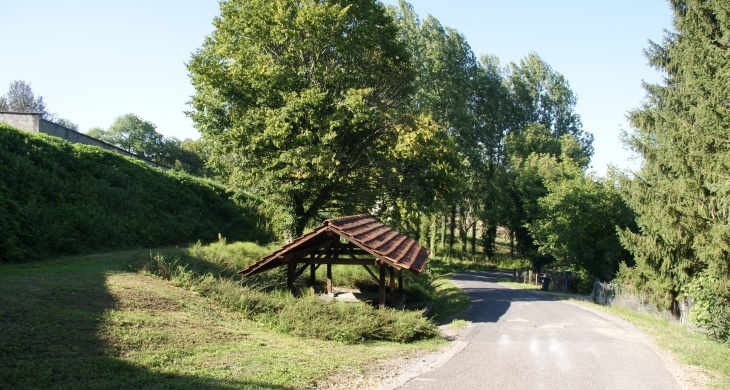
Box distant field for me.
[0,248,444,389]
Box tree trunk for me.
[471,221,477,255]
[449,204,456,255]
[510,230,514,260]
[286,198,307,241]
[460,208,467,254]
[429,213,437,256]
[440,211,446,250]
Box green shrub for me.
[0,124,276,261]
[684,272,730,342]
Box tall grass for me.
[131,242,438,344]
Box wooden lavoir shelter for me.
[238,214,429,309]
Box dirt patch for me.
[106,274,187,312]
[316,350,426,390]
[319,323,473,390]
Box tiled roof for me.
[238,214,429,277]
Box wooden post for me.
[309,263,316,296]
[389,267,396,307]
[398,269,403,297]
[327,241,338,295]
[287,262,295,291]
[379,263,386,310]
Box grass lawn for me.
[0,249,444,390]
[495,277,540,291]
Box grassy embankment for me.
[0,123,276,262]
[1,232,519,388]
[0,244,448,389]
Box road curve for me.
[400,271,680,390]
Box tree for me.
[529,172,635,281]
[505,53,593,157]
[0,80,55,120]
[617,0,730,314]
[389,1,510,254]
[498,53,593,265]
[188,0,414,237]
[503,124,588,269]
[55,118,79,131]
[88,114,174,163]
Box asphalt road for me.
[399,271,680,390]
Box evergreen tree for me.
[618,0,730,314]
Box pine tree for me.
[618,0,730,313]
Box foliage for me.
[55,117,79,131]
[188,0,416,238]
[530,173,636,281]
[502,123,586,269]
[0,80,55,120]
[683,271,730,342]
[385,1,510,252]
[87,113,172,163]
[0,123,275,261]
[504,53,593,157]
[617,0,730,317]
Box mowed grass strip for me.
[0,249,443,390]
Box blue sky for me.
[1,0,673,173]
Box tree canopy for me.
[617,0,730,318]
[0,80,76,128]
[188,0,425,237]
[88,114,172,162]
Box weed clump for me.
[134,245,438,344]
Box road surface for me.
[399,271,680,390]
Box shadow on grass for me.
[0,253,283,390]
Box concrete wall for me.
[1,112,169,171]
[0,112,40,133]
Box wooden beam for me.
[294,263,309,279]
[309,263,315,287]
[361,265,380,285]
[327,241,339,295]
[379,264,386,310]
[278,238,336,262]
[299,258,375,265]
[389,266,396,307]
[287,262,295,290]
[398,268,403,297]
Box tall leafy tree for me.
[0,80,55,121]
[618,0,730,313]
[505,53,593,157]
[88,114,172,161]
[389,1,508,252]
[503,124,586,268]
[530,172,635,281]
[188,0,414,237]
[499,54,593,265]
